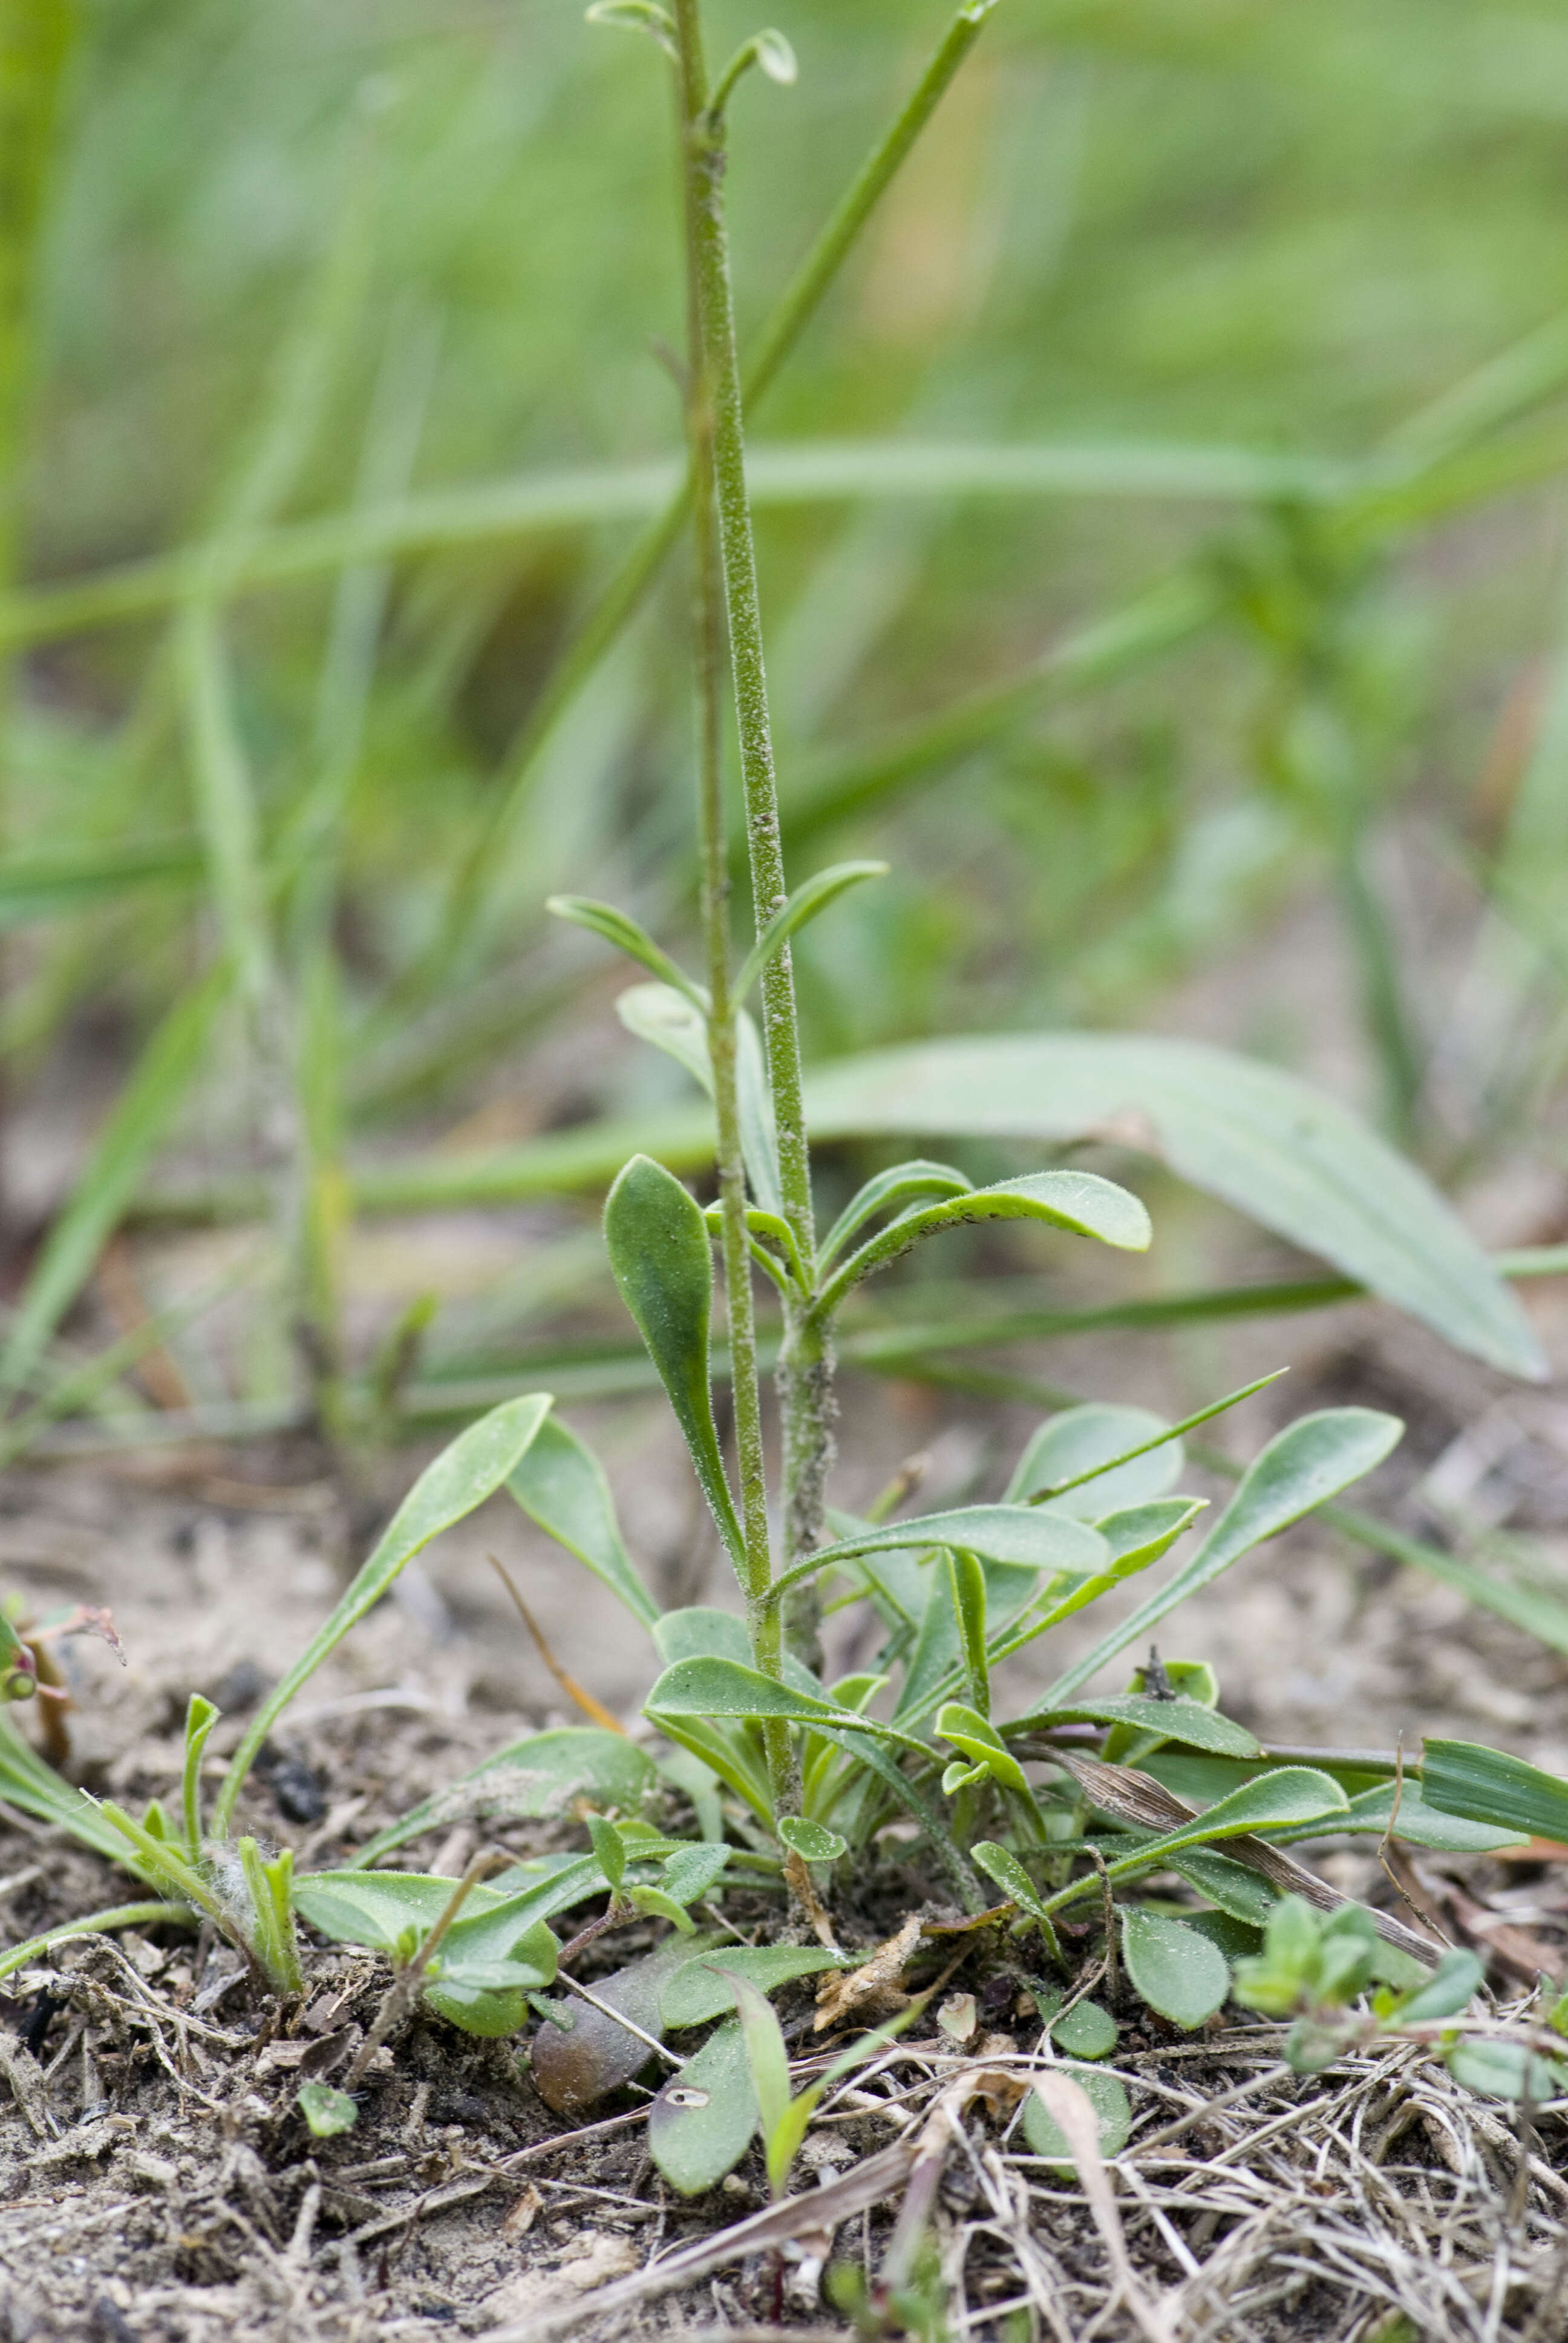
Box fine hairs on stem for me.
[671,0,794,1817]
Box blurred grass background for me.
[3,0,1568,1444]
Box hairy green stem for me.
[674,8,791,1816]
[671,0,841,1653]
[419,1,999,994]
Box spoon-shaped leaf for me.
[648,2019,758,2195]
[812,1170,1150,1319]
[604,1156,743,1567]
[215,1394,554,1833]
[1038,1409,1402,1708]
[507,1412,660,1629]
[1119,1907,1230,2029]
[1023,1696,1260,1758]
[1087,1765,1349,1869]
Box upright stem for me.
[671,0,836,1654]
[673,18,792,1817]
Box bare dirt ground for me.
[0,1244,1565,2341]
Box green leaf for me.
[1445,2039,1568,2103]
[802,1034,1546,1379]
[1047,1999,1119,2060]
[1007,1404,1183,1518]
[423,1979,531,2036]
[292,1873,560,1990]
[946,1550,990,1718]
[0,836,203,928]
[1042,1409,1403,1705]
[1272,1780,1526,1855]
[1168,1849,1277,1925]
[935,1703,1030,1794]
[506,1415,660,1630]
[1090,1768,1350,1875]
[1388,1949,1484,2025]
[778,1816,847,1863]
[0,963,232,1396]
[733,860,887,1000]
[971,1841,1051,1922]
[546,895,705,1007]
[818,1161,972,1271]
[648,2020,758,2195]
[215,1395,554,1832]
[809,1505,1107,1578]
[719,1967,793,2189]
[350,1729,656,1866]
[583,0,678,56]
[297,2084,358,2137]
[661,1944,846,2029]
[1022,1697,1260,1759]
[812,1170,1150,1319]
[1021,2067,1131,2168]
[645,1656,926,1756]
[1119,1907,1230,2030]
[0,1714,136,1866]
[603,1156,743,1566]
[1420,1738,1568,1845]
[587,1816,626,1894]
[614,988,781,1214]
[661,1844,733,1907]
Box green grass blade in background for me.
[0,962,232,1396]
[0,837,203,927]
[803,1035,1547,1379]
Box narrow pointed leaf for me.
[613,988,781,1213]
[1007,1404,1183,1516]
[1119,1907,1230,2029]
[506,1412,660,1629]
[1420,1738,1568,1844]
[604,1156,742,1564]
[547,896,705,1006]
[947,1550,990,1717]
[733,860,887,1000]
[215,1395,553,1830]
[1092,1766,1349,1867]
[1043,1410,1402,1705]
